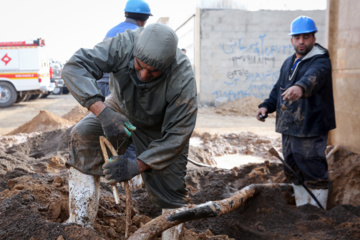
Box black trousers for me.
[282,134,329,189]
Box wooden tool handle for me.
[99,136,132,238]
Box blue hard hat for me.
[289,16,317,35]
[124,0,152,16]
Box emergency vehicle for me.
[0,38,55,108]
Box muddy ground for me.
[0,97,360,240]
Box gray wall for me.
[197,9,325,105]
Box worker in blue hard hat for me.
[97,0,152,97]
[256,15,336,210]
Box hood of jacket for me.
[302,43,327,61]
[134,23,178,72]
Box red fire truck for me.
[0,38,55,107]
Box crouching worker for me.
[62,23,197,239]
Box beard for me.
[294,44,313,57]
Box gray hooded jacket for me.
[62,23,197,171]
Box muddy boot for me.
[292,184,328,209]
[67,167,101,228]
[162,208,184,240]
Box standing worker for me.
[62,23,197,240]
[97,0,152,97]
[256,16,336,209]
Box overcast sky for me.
[1,0,326,62]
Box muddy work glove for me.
[103,155,140,184]
[97,107,136,141]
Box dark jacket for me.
[259,43,336,137]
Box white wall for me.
[196,9,326,105]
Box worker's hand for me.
[102,155,140,184]
[96,107,136,141]
[256,107,268,122]
[281,85,303,101]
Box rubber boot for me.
[67,167,101,228]
[309,188,328,210]
[162,208,184,240]
[292,184,328,209]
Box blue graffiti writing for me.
[212,83,274,101]
[245,70,280,82]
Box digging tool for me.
[128,183,290,240]
[99,136,132,238]
[268,147,324,210]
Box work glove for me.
[103,155,140,184]
[97,107,136,141]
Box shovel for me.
[100,136,132,238]
[268,147,324,209]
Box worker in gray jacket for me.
[62,23,197,238]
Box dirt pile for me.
[5,105,89,136]
[214,96,275,118]
[62,105,89,124]
[7,110,74,136]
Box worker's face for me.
[134,57,162,82]
[291,33,316,57]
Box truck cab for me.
[0,38,55,107]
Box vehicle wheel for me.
[15,93,28,103]
[0,82,17,108]
[29,94,42,100]
[52,87,62,95]
[41,93,50,98]
[62,87,69,94]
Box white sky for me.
[0,0,326,63]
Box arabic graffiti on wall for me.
[211,34,292,101]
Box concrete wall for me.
[327,0,360,153]
[196,9,325,105]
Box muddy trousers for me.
[282,134,329,188]
[282,134,329,209]
[67,167,101,227]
